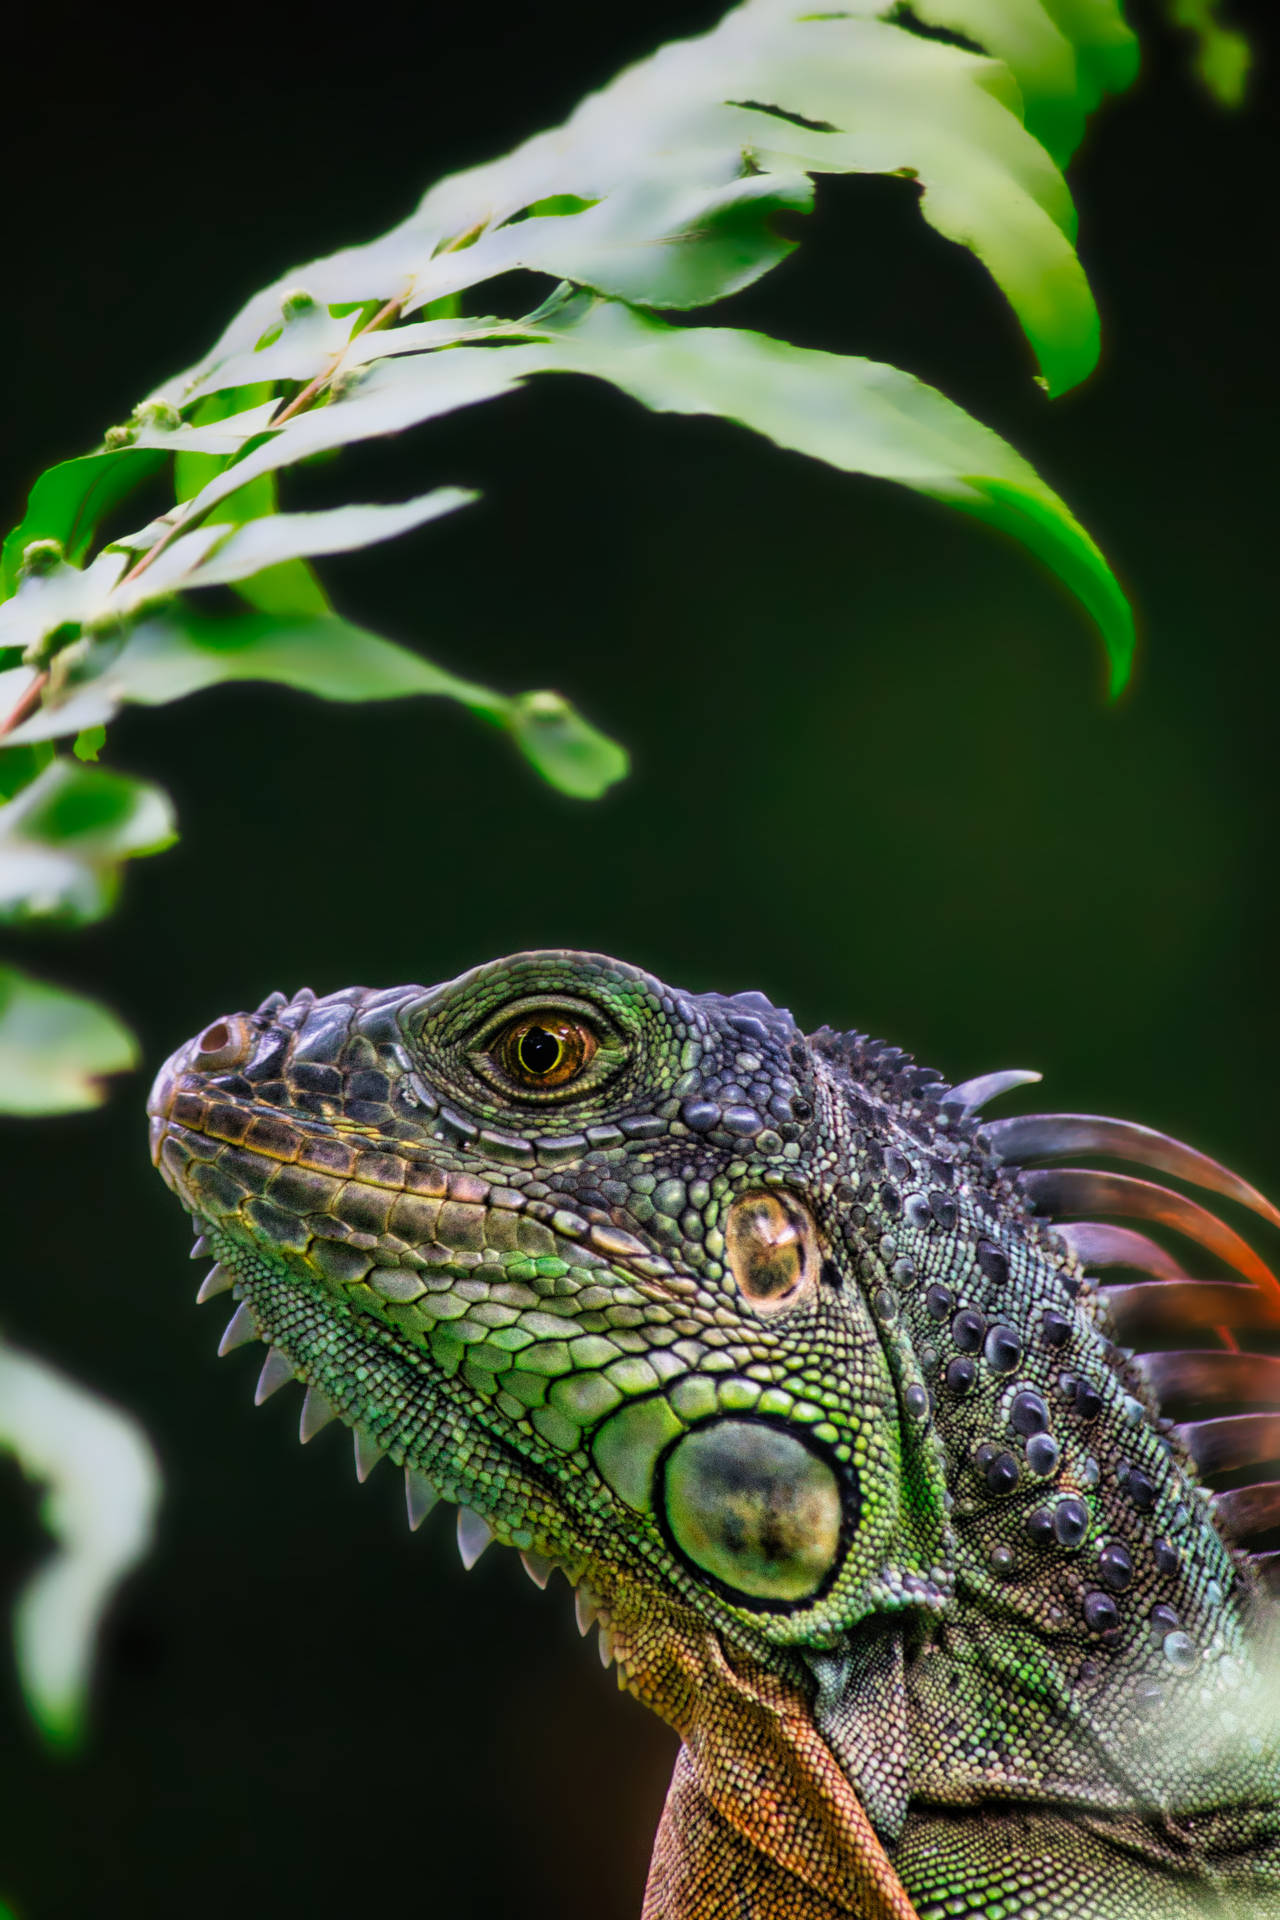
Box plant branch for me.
[0,670,49,739]
[270,292,404,428]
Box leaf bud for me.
[131,399,181,432]
[20,538,64,575]
[328,366,367,402]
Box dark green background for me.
[1,3,1276,1914]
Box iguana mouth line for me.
[149,1081,685,1288]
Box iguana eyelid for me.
[463,993,629,1100]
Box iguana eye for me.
[497,1014,597,1089]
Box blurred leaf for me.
[183,488,479,588]
[0,967,137,1113]
[72,726,106,763]
[172,382,277,511]
[174,385,332,618]
[2,608,625,797]
[1167,0,1251,106]
[0,1338,160,1748]
[126,396,280,459]
[0,450,165,602]
[459,164,816,312]
[0,548,127,662]
[0,494,474,690]
[525,298,1134,689]
[162,295,1127,690]
[0,741,53,801]
[141,345,530,533]
[0,760,176,925]
[2,0,1145,806]
[905,0,1139,163]
[510,690,630,799]
[230,557,331,617]
[151,0,1136,408]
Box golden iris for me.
[499,1014,596,1089]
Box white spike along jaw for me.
[197,1263,234,1304]
[352,1428,383,1483]
[405,1468,439,1532]
[575,1586,601,1636]
[520,1549,555,1589]
[456,1507,494,1569]
[254,1348,295,1404]
[217,1303,257,1355]
[299,1385,338,1444]
[190,1235,209,1260]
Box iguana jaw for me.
[147,1062,805,1685]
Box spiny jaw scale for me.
[193,1256,603,1624]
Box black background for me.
[1,2,1276,1914]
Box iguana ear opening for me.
[725,1190,821,1314]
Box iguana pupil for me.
[517,1024,561,1073]
[501,1012,594,1086]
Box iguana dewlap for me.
[148,950,1280,1918]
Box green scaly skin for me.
[147,951,1280,1918]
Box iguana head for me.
[148,947,1280,1846]
[147,949,958,1662]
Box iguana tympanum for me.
[148,951,1280,1918]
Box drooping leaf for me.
[3,609,497,736]
[904,0,1139,164]
[150,0,1135,407]
[0,759,176,925]
[172,487,479,589]
[2,0,1145,804]
[0,966,138,1113]
[443,163,816,313]
[147,296,1131,692]
[1,607,626,798]
[0,492,474,688]
[0,1337,161,1748]
[527,296,1134,691]
[510,691,631,800]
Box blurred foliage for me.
[3,0,1236,1755]
[0,1340,160,1749]
[0,0,1144,1116]
[1166,0,1252,105]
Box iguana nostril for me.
[194,1016,252,1071]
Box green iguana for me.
[147,951,1280,1917]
